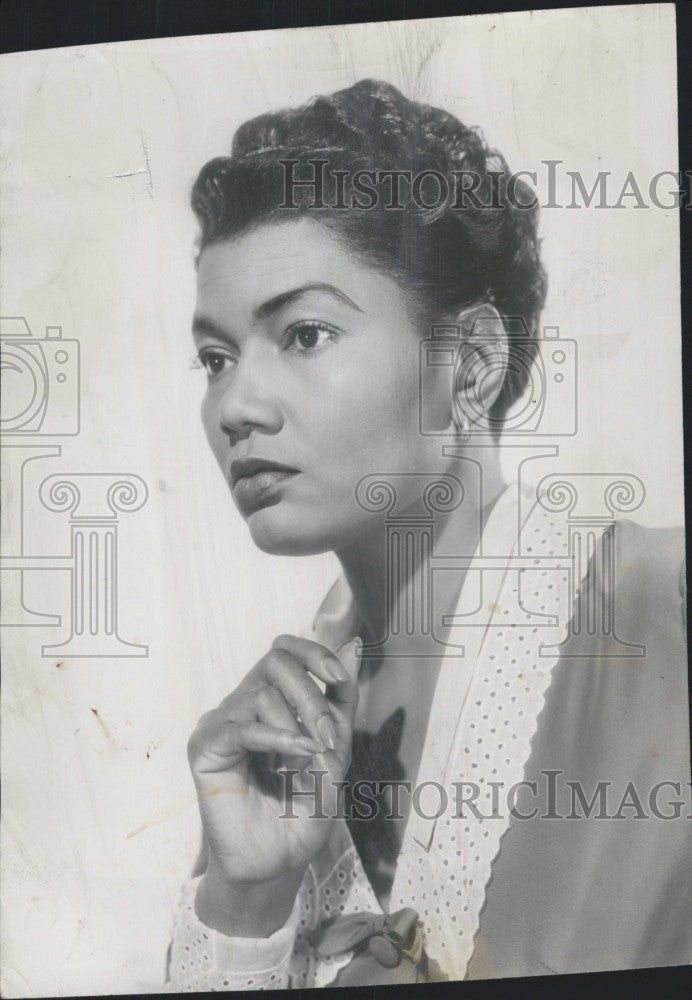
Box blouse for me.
[166,479,691,989]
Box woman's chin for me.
[246,505,332,556]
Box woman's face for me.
[193,218,451,555]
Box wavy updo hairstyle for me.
[191,79,547,428]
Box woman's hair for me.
[191,79,547,425]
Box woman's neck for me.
[335,453,507,645]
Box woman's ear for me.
[450,302,508,434]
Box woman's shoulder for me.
[524,513,689,766]
[613,518,685,585]
[609,518,686,634]
[542,515,690,764]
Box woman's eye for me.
[285,321,339,353]
[194,350,236,379]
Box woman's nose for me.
[217,358,283,443]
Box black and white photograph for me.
[1,2,690,994]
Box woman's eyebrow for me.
[191,314,238,347]
[253,283,364,319]
[191,283,363,342]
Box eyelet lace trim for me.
[166,844,381,990]
[389,498,594,981]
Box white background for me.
[0,4,684,994]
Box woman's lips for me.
[232,468,300,514]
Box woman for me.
[166,80,690,988]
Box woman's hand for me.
[187,634,361,935]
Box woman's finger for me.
[252,684,305,737]
[291,748,351,819]
[270,635,361,735]
[326,638,361,726]
[207,686,298,734]
[189,720,323,775]
[260,648,340,752]
[271,634,351,685]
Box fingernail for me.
[335,637,362,669]
[293,736,324,755]
[316,715,337,751]
[323,654,349,684]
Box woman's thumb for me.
[335,636,362,681]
